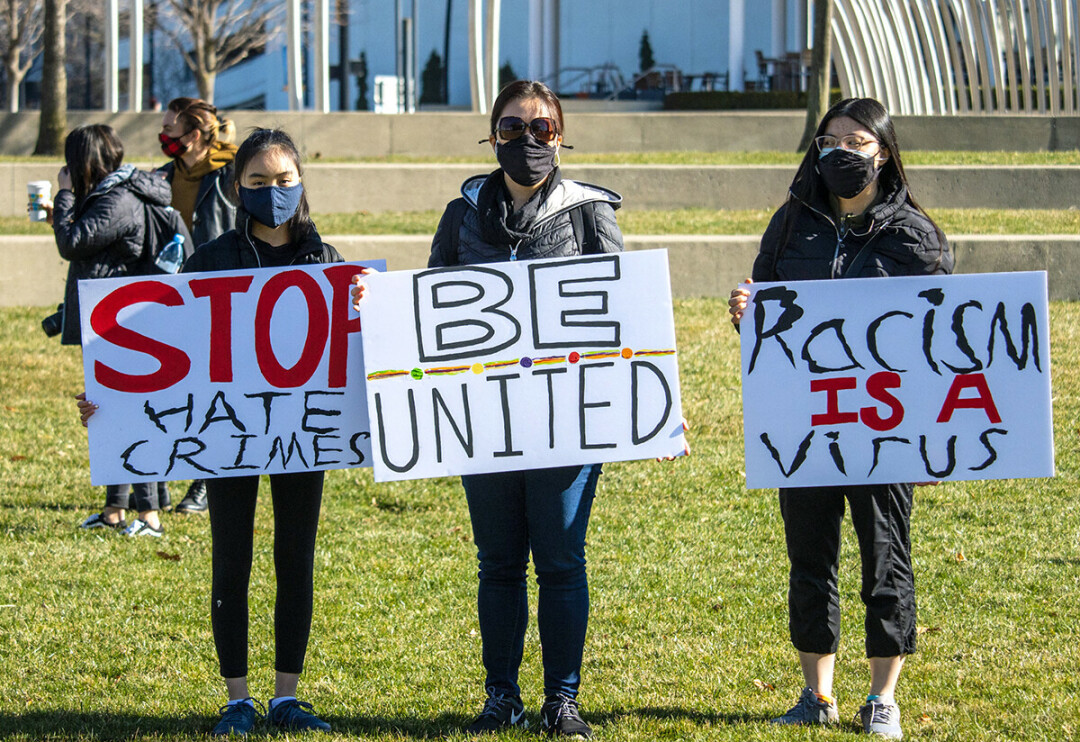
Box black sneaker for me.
[211,698,264,736]
[266,698,331,732]
[175,480,208,513]
[466,690,528,734]
[540,694,592,739]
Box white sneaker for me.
[856,698,903,739]
[122,519,163,538]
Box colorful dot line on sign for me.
[367,347,677,382]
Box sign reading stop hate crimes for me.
[79,261,384,486]
[740,271,1053,489]
[358,250,687,482]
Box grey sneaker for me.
[771,686,839,725]
[856,699,903,739]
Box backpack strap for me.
[442,199,468,267]
[569,201,600,255]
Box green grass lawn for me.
[4,208,1080,238]
[0,301,1077,740]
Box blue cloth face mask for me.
[239,183,304,228]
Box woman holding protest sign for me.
[157,97,239,514]
[81,128,339,736]
[46,123,173,538]
[728,98,952,740]
[354,80,624,738]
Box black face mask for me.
[495,133,558,187]
[817,148,881,199]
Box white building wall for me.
[212,0,799,110]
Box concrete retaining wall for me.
[3,162,1078,215]
[3,111,1080,160]
[6,234,1080,310]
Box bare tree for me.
[32,0,63,154]
[798,0,833,152]
[0,0,44,112]
[158,0,283,102]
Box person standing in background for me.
[157,97,238,514]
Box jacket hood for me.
[89,163,137,197]
[103,165,173,208]
[461,171,621,225]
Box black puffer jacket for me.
[53,164,172,345]
[158,160,237,249]
[183,214,341,273]
[429,168,623,267]
[752,179,952,282]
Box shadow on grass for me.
[0,707,779,738]
[591,705,775,726]
[0,711,471,740]
[1045,556,1080,566]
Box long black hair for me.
[775,98,941,265]
[64,124,124,205]
[231,128,312,241]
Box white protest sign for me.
[741,271,1053,489]
[79,261,384,485]
[358,250,686,482]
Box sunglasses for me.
[495,116,559,143]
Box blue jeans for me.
[462,464,601,699]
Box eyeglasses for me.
[815,134,881,155]
[495,116,559,143]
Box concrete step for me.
[3,161,1077,216]
[6,234,1080,308]
[2,111,1078,159]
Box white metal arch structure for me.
[830,0,1080,113]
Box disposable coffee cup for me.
[28,180,51,222]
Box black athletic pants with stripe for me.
[779,483,917,658]
[207,472,324,678]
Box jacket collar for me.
[461,169,621,227]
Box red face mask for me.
[159,131,189,159]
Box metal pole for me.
[129,0,143,111]
[104,0,119,111]
[728,0,746,91]
[286,0,302,111]
[314,0,329,112]
[403,17,415,112]
[485,0,501,98]
[468,0,487,112]
[338,0,350,110]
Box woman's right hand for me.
[76,392,98,428]
[728,278,752,326]
[350,266,380,312]
[57,166,72,192]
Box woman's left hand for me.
[57,166,72,192]
[76,392,98,428]
[657,418,691,461]
[350,266,379,311]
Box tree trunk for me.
[195,70,214,102]
[5,59,21,112]
[34,0,65,155]
[798,0,833,152]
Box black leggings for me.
[207,471,324,678]
[779,483,917,658]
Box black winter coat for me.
[183,214,342,273]
[158,160,237,249]
[429,168,623,267]
[752,180,953,283]
[53,164,173,345]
